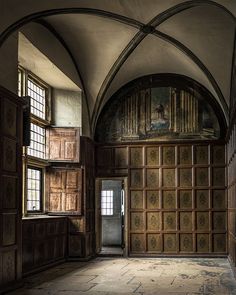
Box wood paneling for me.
[96,142,226,256]
[47,127,80,162]
[22,217,67,274]
[0,87,23,293]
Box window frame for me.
[26,166,43,213]
[101,190,114,216]
[19,66,51,215]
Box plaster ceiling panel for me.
[18,33,80,91]
[103,34,220,117]
[158,5,235,105]
[46,14,138,111]
[0,0,192,32]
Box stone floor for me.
[7,258,236,295]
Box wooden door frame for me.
[95,177,128,256]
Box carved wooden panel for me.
[163,212,176,230]
[180,234,193,252]
[146,147,159,166]
[212,145,225,165]
[197,234,209,252]
[213,212,226,230]
[164,234,176,252]
[97,147,112,167]
[147,234,161,252]
[180,212,192,231]
[196,190,209,209]
[130,169,143,188]
[212,190,226,209]
[3,137,16,172]
[2,214,16,246]
[213,234,226,252]
[3,176,17,209]
[163,190,176,209]
[131,212,144,231]
[179,146,192,165]
[179,168,192,187]
[195,145,209,164]
[196,168,209,186]
[162,168,175,187]
[146,169,159,188]
[130,147,143,166]
[131,234,145,252]
[130,191,143,209]
[162,146,175,165]
[147,212,160,231]
[212,168,225,187]
[47,168,82,214]
[47,127,80,162]
[196,212,209,230]
[146,191,159,209]
[69,235,83,256]
[179,190,192,209]
[115,147,128,167]
[3,99,16,137]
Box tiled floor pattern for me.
[7,258,236,295]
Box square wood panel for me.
[197,234,209,252]
[180,212,192,231]
[162,190,176,209]
[146,169,159,188]
[196,212,209,230]
[212,190,226,209]
[147,212,160,231]
[179,190,192,209]
[147,234,162,252]
[130,147,143,166]
[179,146,192,165]
[180,234,193,252]
[212,145,225,165]
[196,190,209,209]
[195,145,209,164]
[162,146,175,165]
[162,169,176,187]
[115,147,127,167]
[130,191,143,209]
[131,234,145,252]
[179,168,192,187]
[213,234,226,252]
[69,218,84,233]
[69,235,83,256]
[130,169,143,188]
[213,212,226,230]
[3,99,17,137]
[163,212,176,230]
[195,168,209,186]
[164,234,176,252]
[97,148,112,167]
[212,168,225,187]
[146,147,159,166]
[3,176,17,209]
[131,212,144,231]
[49,193,62,211]
[146,191,159,209]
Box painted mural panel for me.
[96,85,220,142]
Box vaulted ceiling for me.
[0,0,235,134]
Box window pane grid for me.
[101,190,113,215]
[27,168,42,211]
[27,78,46,119]
[28,123,46,159]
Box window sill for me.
[22,215,66,220]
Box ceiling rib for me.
[34,19,92,134]
[92,0,234,132]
